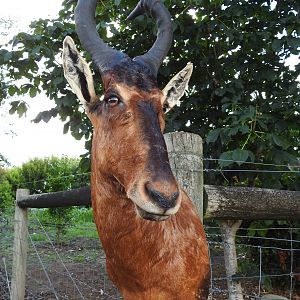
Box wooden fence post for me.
[164,132,204,220]
[11,189,30,300]
[220,220,244,300]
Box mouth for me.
[136,205,170,222]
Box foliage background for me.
[0,0,299,289]
[0,156,88,208]
[0,157,90,243]
[0,0,299,189]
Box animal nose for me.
[145,182,179,209]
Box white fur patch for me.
[62,36,97,108]
[162,62,193,113]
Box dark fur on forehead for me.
[104,60,157,92]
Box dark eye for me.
[163,103,169,113]
[106,96,119,106]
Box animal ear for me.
[62,36,98,108]
[162,63,193,113]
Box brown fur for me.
[87,69,210,299]
[92,180,210,299]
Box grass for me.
[0,207,98,245]
[71,207,94,223]
[66,225,98,240]
[30,207,94,224]
[27,207,98,243]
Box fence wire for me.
[0,213,121,300]
[0,213,299,300]
[11,156,300,190]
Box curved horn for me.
[127,0,173,76]
[74,0,128,74]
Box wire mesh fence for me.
[207,226,300,299]
[0,211,121,300]
[0,211,299,300]
[9,156,300,191]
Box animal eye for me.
[163,103,169,113]
[106,96,119,106]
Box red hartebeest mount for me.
[62,0,210,298]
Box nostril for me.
[145,183,179,209]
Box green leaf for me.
[29,87,37,98]
[232,149,249,165]
[8,86,16,96]
[275,120,287,132]
[214,88,226,96]
[228,127,239,136]
[219,151,233,168]
[33,111,52,123]
[41,111,52,123]
[53,77,64,85]
[238,125,250,134]
[272,134,290,150]
[9,101,20,115]
[85,139,92,151]
[206,128,221,143]
[63,122,70,134]
[71,130,84,140]
[260,69,276,81]
[247,224,257,237]
[16,102,27,117]
[79,157,91,173]
[3,52,12,62]
[257,119,268,131]
[247,150,255,162]
[271,38,282,52]
[287,37,300,49]
[256,229,268,237]
[61,95,76,107]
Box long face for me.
[62,37,193,221]
[90,63,181,221]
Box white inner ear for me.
[162,62,193,113]
[62,36,97,108]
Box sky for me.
[0,0,86,167]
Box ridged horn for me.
[128,0,173,76]
[74,0,128,74]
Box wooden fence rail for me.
[204,185,300,220]
[16,184,300,220]
[17,186,91,208]
[11,132,299,300]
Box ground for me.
[0,212,298,300]
[0,238,297,299]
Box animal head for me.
[62,0,193,221]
